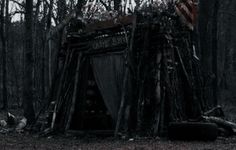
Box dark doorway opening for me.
[69,61,114,131]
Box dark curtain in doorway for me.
[90,52,125,122]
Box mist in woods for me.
[0,0,236,149]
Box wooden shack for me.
[49,11,205,137]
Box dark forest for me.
[0,0,236,149]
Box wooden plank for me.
[67,130,114,136]
[85,45,126,55]
[51,49,74,129]
[86,15,135,32]
[115,16,137,137]
[65,52,83,130]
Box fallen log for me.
[203,105,224,117]
[202,116,236,134]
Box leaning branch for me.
[100,0,111,11]
[47,11,76,40]
[47,9,87,40]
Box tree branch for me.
[10,10,25,16]
[100,0,111,11]
[10,0,25,8]
[47,11,76,40]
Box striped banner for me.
[175,0,198,30]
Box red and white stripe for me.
[175,0,198,30]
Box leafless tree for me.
[0,0,9,110]
[23,0,35,124]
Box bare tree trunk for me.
[198,0,216,107]
[0,0,8,110]
[134,0,141,10]
[47,0,53,90]
[114,0,122,12]
[41,0,48,102]
[33,0,42,106]
[76,0,86,16]
[212,0,219,105]
[4,0,9,109]
[23,0,35,124]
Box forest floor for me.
[0,133,236,150]
[0,106,236,150]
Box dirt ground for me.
[1,107,236,150]
[0,133,235,150]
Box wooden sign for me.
[92,34,127,50]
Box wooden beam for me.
[65,52,83,130]
[86,15,135,32]
[115,16,137,137]
[51,49,74,129]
